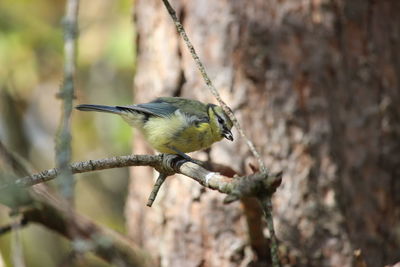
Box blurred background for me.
[0,0,135,266]
[1,0,400,266]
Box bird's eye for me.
[217,117,224,124]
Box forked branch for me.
[3,154,282,204]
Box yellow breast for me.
[141,114,221,154]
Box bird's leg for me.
[168,146,194,163]
[167,146,211,168]
[168,146,200,168]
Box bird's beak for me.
[223,129,234,141]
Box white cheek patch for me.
[174,109,190,127]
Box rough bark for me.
[126,0,400,266]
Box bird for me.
[75,97,233,159]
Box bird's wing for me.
[116,102,178,118]
[118,97,210,125]
[152,97,210,123]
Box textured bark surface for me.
[126,0,400,266]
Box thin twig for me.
[147,173,168,207]
[56,0,79,203]
[0,218,28,236]
[161,0,266,171]
[260,197,280,267]
[11,217,26,267]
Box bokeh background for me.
[1,0,135,266]
[1,0,400,266]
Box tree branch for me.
[146,173,168,207]
[260,197,280,267]
[12,154,163,188]
[56,0,79,202]
[0,140,155,267]
[0,218,28,236]
[24,185,155,267]
[4,154,282,202]
[2,149,282,266]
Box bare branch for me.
[5,154,281,202]
[241,197,271,262]
[11,155,162,188]
[56,0,79,202]
[147,173,168,207]
[260,197,280,267]
[0,141,155,267]
[0,218,28,236]
[25,185,155,267]
[160,0,266,171]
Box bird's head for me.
[208,104,234,142]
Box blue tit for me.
[76,97,233,158]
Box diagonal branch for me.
[0,218,28,236]
[25,185,155,267]
[147,173,168,207]
[160,0,266,171]
[0,140,155,267]
[160,1,281,265]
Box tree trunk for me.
[126,0,400,266]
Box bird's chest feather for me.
[142,114,217,153]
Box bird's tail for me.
[75,104,123,114]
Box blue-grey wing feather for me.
[117,97,210,125]
[116,102,178,117]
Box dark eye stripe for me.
[210,105,226,125]
[216,115,224,124]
